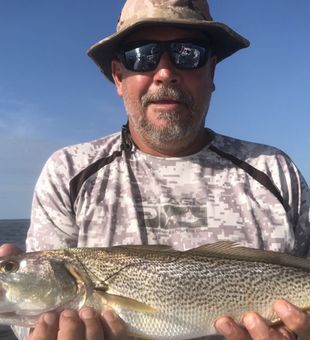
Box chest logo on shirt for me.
[136,198,209,229]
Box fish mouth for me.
[0,311,39,327]
[0,311,23,317]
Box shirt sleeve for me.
[291,167,310,257]
[275,152,310,257]
[13,151,79,339]
[26,149,79,252]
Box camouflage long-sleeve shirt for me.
[14,128,310,340]
[26,128,310,256]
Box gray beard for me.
[136,110,191,143]
[130,86,198,144]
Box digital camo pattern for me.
[117,0,212,32]
[16,129,310,340]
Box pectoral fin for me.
[94,290,157,313]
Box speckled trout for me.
[0,241,310,339]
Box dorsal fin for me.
[33,242,310,272]
[187,241,310,271]
[113,245,172,252]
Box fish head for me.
[0,253,78,317]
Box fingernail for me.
[62,309,78,318]
[0,244,8,251]
[80,308,96,320]
[0,244,7,256]
[215,318,233,336]
[43,313,57,326]
[102,309,117,323]
[273,300,292,318]
[243,313,258,330]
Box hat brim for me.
[87,19,250,82]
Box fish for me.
[0,241,310,339]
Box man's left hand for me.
[27,308,128,340]
[215,300,310,339]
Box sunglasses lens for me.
[121,40,209,72]
[124,43,160,72]
[170,42,207,69]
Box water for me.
[0,219,29,250]
[0,219,30,339]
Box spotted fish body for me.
[1,242,310,339]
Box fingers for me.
[215,316,250,340]
[0,243,23,256]
[243,312,295,340]
[28,312,59,340]
[29,310,85,340]
[79,307,105,339]
[274,300,310,339]
[28,308,127,340]
[215,313,296,340]
[58,309,84,340]
[101,309,128,340]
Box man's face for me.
[112,26,216,156]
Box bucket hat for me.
[88,0,250,82]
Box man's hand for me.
[0,243,23,256]
[28,308,128,340]
[215,300,310,339]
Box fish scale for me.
[1,242,310,339]
[69,247,310,338]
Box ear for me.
[112,59,124,97]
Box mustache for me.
[141,86,193,108]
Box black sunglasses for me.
[117,39,212,72]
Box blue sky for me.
[0,1,309,219]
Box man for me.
[1,0,310,339]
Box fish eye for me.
[0,260,19,273]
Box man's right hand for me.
[0,244,128,340]
[0,243,23,256]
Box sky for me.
[0,1,309,219]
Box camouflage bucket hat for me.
[87,0,250,82]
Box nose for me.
[153,52,181,85]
